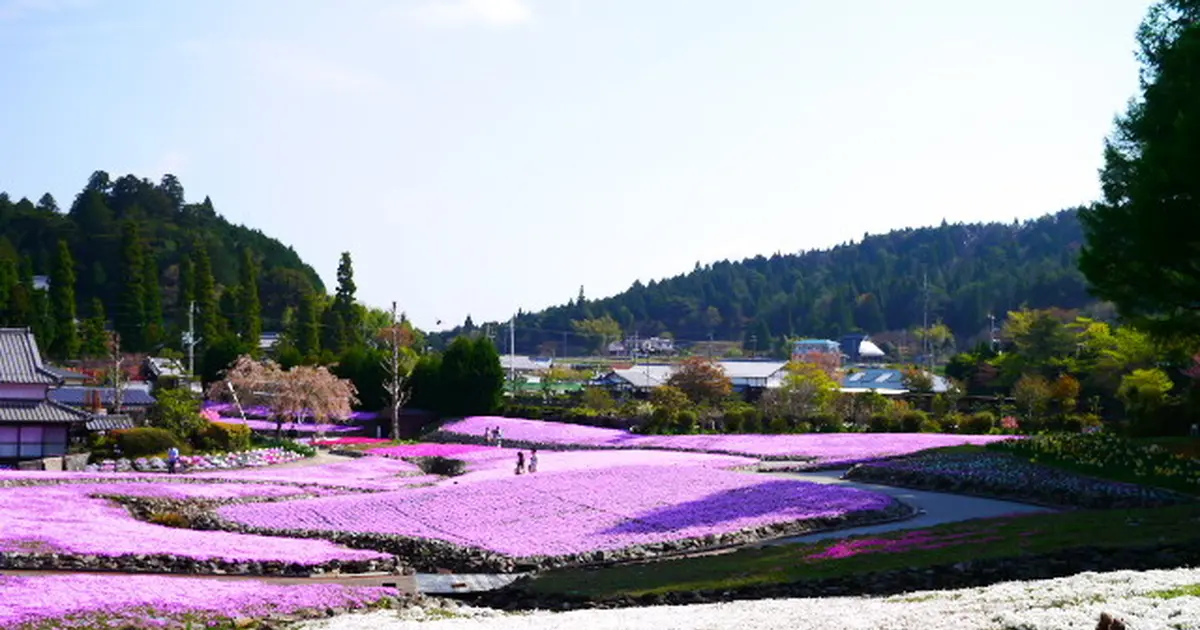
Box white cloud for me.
[409,0,533,27]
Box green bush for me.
[257,437,316,457]
[961,411,996,435]
[868,413,897,433]
[1061,413,1103,433]
[722,409,743,433]
[194,422,252,453]
[808,413,842,433]
[900,411,929,433]
[767,416,791,434]
[941,412,965,433]
[674,409,699,434]
[741,413,762,434]
[112,427,184,459]
[413,456,467,476]
[919,417,944,433]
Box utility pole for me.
[185,301,201,379]
[708,333,713,360]
[108,332,125,415]
[750,334,757,360]
[922,273,930,372]
[988,313,997,353]
[509,314,516,391]
[381,301,409,440]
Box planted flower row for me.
[989,432,1200,489]
[844,450,1194,509]
[0,573,402,629]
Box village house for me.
[0,328,93,467]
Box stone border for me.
[0,550,397,577]
[203,497,916,574]
[842,453,1197,510]
[468,542,1200,611]
[0,473,385,494]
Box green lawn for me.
[524,504,1200,600]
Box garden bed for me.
[433,416,1013,464]
[842,450,1195,509]
[215,466,913,573]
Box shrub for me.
[961,411,996,435]
[148,511,191,529]
[899,411,929,433]
[868,413,897,433]
[112,427,184,459]
[740,413,762,434]
[767,416,791,434]
[722,410,743,433]
[257,437,316,458]
[413,456,467,477]
[940,412,964,433]
[919,417,943,433]
[808,413,842,433]
[1062,413,1103,433]
[194,422,252,453]
[674,409,699,434]
[580,387,616,412]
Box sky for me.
[0,0,1156,331]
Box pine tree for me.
[177,253,194,315]
[192,239,221,347]
[49,240,79,357]
[23,257,53,349]
[142,250,163,349]
[5,257,32,329]
[324,252,361,353]
[80,298,109,357]
[238,248,262,347]
[115,221,145,350]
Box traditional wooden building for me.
[0,328,92,466]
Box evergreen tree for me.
[177,253,194,315]
[23,257,53,349]
[238,248,262,346]
[324,252,361,353]
[142,250,163,349]
[854,292,886,334]
[0,256,17,325]
[192,239,221,347]
[295,290,321,360]
[80,298,109,357]
[5,257,32,329]
[49,240,79,357]
[115,221,145,350]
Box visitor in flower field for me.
[167,446,180,474]
[495,426,503,448]
[515,451,526,475]
[529,448,538,473]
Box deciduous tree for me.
[666,356,732,406]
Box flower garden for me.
[4,414,1200,627]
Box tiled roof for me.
[50,387,157,408]
[719,361,788,379]
[0,399,91,423]
[0,328,59,384]
[43,365,89,380]
[86,415,135,431]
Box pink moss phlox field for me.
[368,443,494,458]
[0,484,389,563]
[447,447,758,483]
[211,417,357,434]
[444,416,1013,463]
[219,466,894,557]
[0,573,392,629]
[81,482,311,500]
[193,455,426,490]
[314,437,393,446]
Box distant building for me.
[594,360,788,394]
[840,367,950,395]
[259,332,282,352]
[32,275,49,291]
[49,386,157,413]
[42,365,90,386]
[145,357,186,381]
[839,334,887,363]
[499,355,552,376]
[608,337,676,356]
[791,338,843,367]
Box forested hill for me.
[0,171,324,335]
[447,209,1094,356]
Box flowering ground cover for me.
[219,465,898,559]
[194,455,435,491]
[524,503,1200,601]
[990,432,1200,495]
[314,437,394,447]
[0,483,390,564]
[84,447,305,473]
[212,417,359,434]
[369,442,496,458]
[844,450,1193,509]
[444,447,758,483]
[0,573,395,629]
[440,416,1012,465]
[304,568,1200,630]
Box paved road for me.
[758,469,1054,545]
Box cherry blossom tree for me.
[209,355,359,438]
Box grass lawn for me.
[524,504,1200,600]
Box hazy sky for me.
[0,0,1154,331]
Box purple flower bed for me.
[441,416,1013,464]
[219,466,895,558]
[81,482,311,500]
[193,455,430,491]
[204,402,379,421]
[446,447,758,483]
[0,484,389,563]
[212,418,358,434]
[0,573,393,629]
[800,523,1027,561]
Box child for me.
[529,448,538,473]
[515,451,526,475]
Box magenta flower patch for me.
[442,416,1013,464]
[219,466,894,558]
[368,443,494,458]
[0,573,392,629]
[192,454,426,490]
[0,484,389,563]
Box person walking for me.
[495,427,503,448]
[515,451,526,475]
[529,448,538,473]
[485,427,495,446]
[166,446,180,475]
